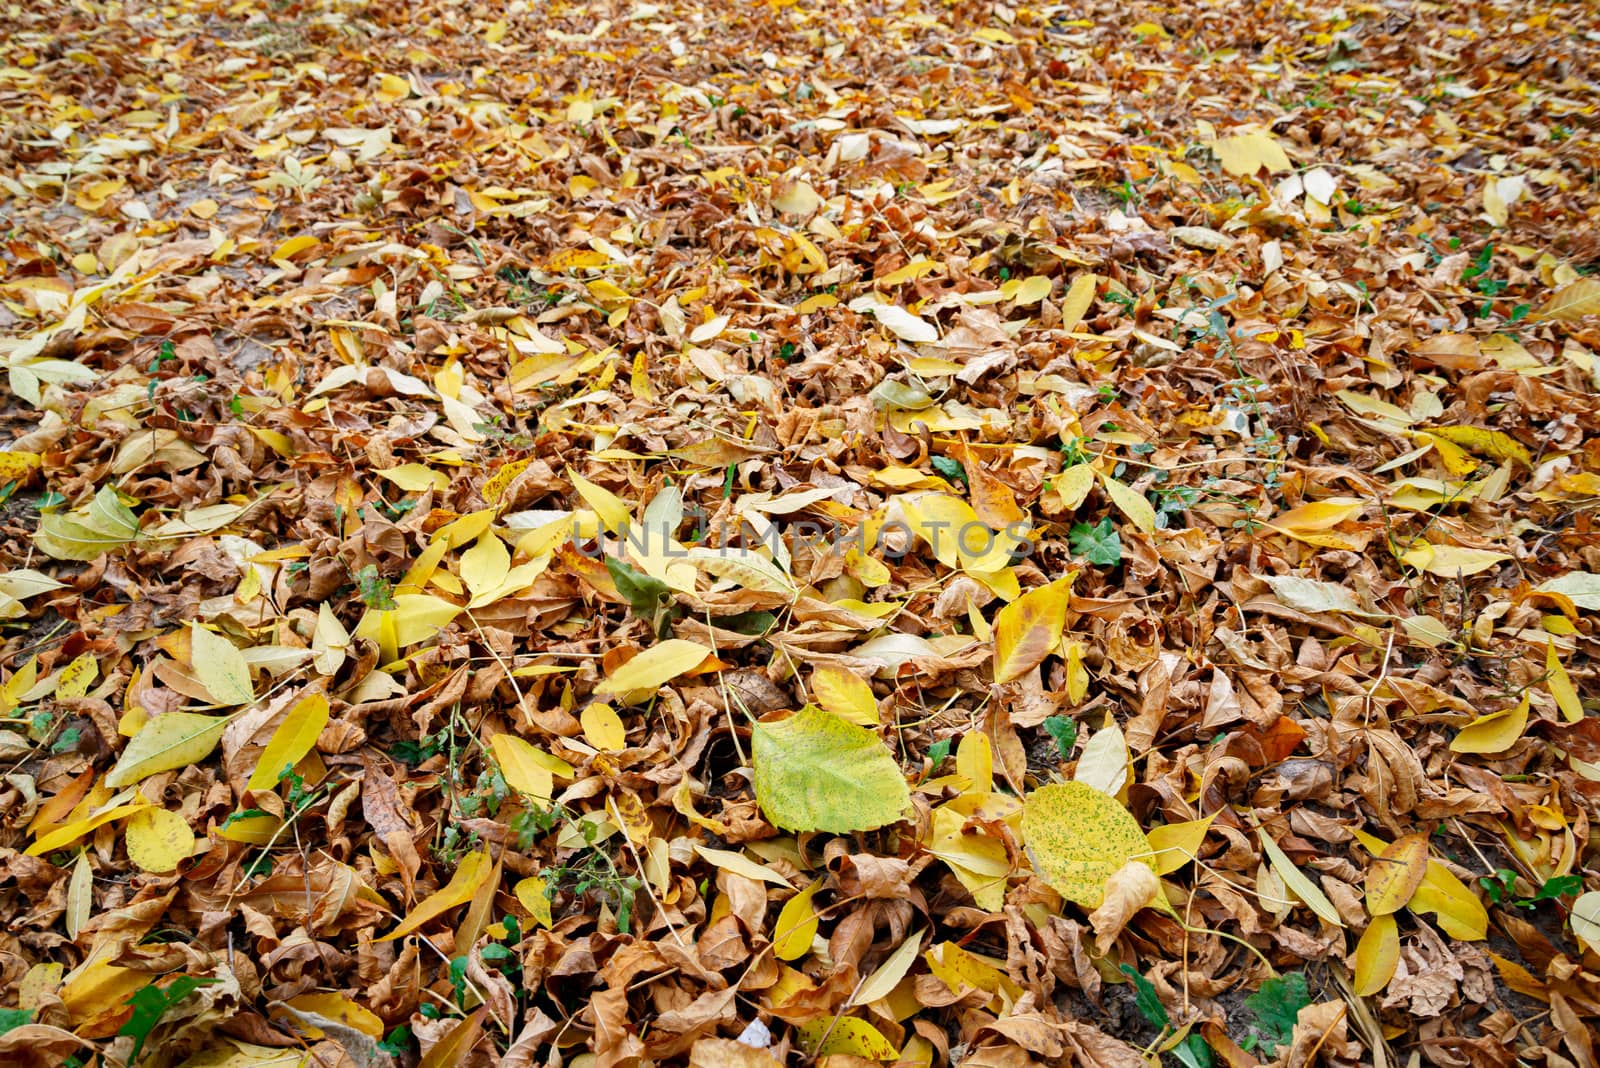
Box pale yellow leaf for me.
[595,639,712,697]
[189,623,254,705]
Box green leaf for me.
[752,705,911,833]
[1069,516,1122,566]
[931,456,968,487]
[0,1007,32,1038]
[1243,972,1310,1055]
[606,555,671,617]
[926,737,952,769]
[119,976,219,1065]
[1119,964,1169,1029]
[1042,715,1077,759]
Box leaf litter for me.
[0,0,1599,1065]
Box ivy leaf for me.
[1070,517,1122,566]
[1042,715,1077,759]
[0,1007,32,1038]
[1242,972,1310,1054]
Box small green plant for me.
[1070,516,1122,566]
[1240,971,1310,1054]
[1042,715,1077,758]
[1479,869,1582,909]
[354,565,397,610]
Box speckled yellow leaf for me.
[124,807,194,873]
[798,1017,899,1060]
[54,653,97,700]
[1021,781,1152,909]
[1365,833,1429,916]
[581,703,627,750]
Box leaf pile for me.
[1,0,1599,1066]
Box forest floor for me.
[2,0,1600,1067]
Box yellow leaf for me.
[247,694,329,793]
[1021,781,1153,909]
[379,849,493,941]
[811,665,878,726]
[66,854,91,940]
[956,731,993,795]
[1098,473,1156,534]
[217,812,280,844]
[1365,833,1429,916]
[279,993,384,1039]
[1449,693,1529,754]
[489,734,555,802]
[354,594,462,649]
[1266,498,1364,537]
[271,235,321,263]
[567,468,631,532]
[1532,277,1600,322]
[54,653,98,700]
[798,1017,899,1060]
[1074,722,1128,797]
[1411,430,1479,476]
[124,807,194,873]
[0,450,42,482]
[377,464,450,493]
[992,575,1073,682]
[1571,891,1600,953]
[1426,425,1531,466]
[693,844,791,887]
[1354,913,1400,997]
[418,1007,487,1068]
[26,802,148,856]
[1058,274,1098,332]
[515,875,554,928]
[1210,130,1293,176]
[1351,828,1487,940]
[482,458,532,505]
[595,639,711,697]
[1547,641,1583,723]
[460,532,511,600]
[190,623,255,705]
[1258,829,1345,927]
[773,881,821,960]
[853,927,926,1005]
[375,72,412,103]
[105,712,230,789]
[580,702,628,750]
[1146,814,1216,876]
[1011,276,1052,306]
[1063,641,1089,704]
[1055,463,1095,511]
